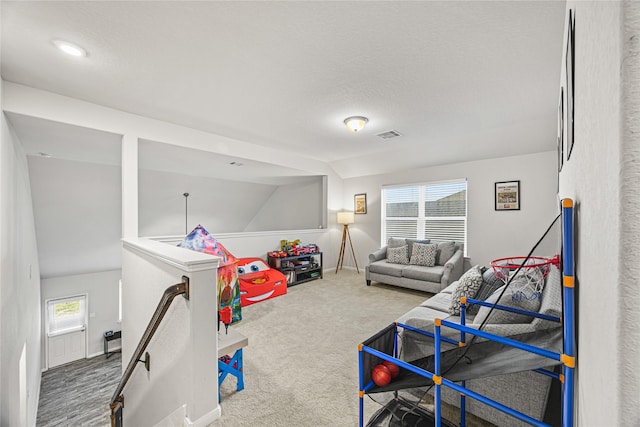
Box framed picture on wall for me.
[566,9,575,160]
[495,180,520,211]
[354,193,367,214]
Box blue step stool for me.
[218,329,248,401]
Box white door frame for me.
[44,293,89,370]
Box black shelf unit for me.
[268,252,323,286]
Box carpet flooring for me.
[36,353,121,426]
[215,270,430,426]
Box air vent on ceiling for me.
[376,130,402,140]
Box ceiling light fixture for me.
[343,116,368,133]
[52,39,88,57]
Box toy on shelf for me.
[237,257,287,306]
[279,239,320,256]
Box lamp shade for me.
[337,211,355,225]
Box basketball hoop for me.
[490,255,560,302]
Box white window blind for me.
[47,295,86,337]
[382,180,467,252]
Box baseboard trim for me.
[87,347,121,359]
[184,405,221,427]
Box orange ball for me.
[382,360,400,378]
[372,364,392,386]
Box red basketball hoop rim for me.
[490,255,560,280]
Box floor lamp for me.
[336,212,359,274]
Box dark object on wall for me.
[558,88,564,174]
[565,9,575,161]
[495,180,520,211]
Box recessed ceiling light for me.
[52,39,88,57]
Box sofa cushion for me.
[420,292,453,312]
[449,265,483,315]
[435,241,457,265]
[440,280,460,294]
[473,282,542,325]
[401,265,445,283]
[409,242,438,266]
[387,245,409,264]
[368,260,404,277]
[397,305,456,330]
[468,267,506,314]
[406,238,430,259]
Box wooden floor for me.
[37,354,122,427]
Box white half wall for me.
[121,239,220,426]
[342,151,559,270]
[559,2,640,425]
[0,105,42,425]
[40,269,121,368]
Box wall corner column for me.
[122,134,138,238]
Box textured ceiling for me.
[1,1,566,178]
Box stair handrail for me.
[109,276,190,426]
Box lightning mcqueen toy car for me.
[237,258,287,306]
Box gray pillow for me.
[467,268,506,315]
[449,265,483,315]
[406,238,430,259]
[436,241,457,265]
[388,237,407,249]
[386,245,409,264]
[409,242,438,267]
[473,281,542,325]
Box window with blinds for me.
[382,180,467,252]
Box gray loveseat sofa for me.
[366,237,464,294]
[395,263,562,426]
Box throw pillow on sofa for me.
[435,241,457,265]
[467,267,506,315]
[388,237,407,249]
[448,265,483,315]
[387,245,409,264]
[406,238,431,259]
[473,275,543,325]
[409,242,438,266]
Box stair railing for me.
[109,276,190,427]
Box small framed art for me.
[495,181,520,211]
[354,193,367,214]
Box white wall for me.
[559,2,640,425]
[40,270,121,367]
[0,106,42,424]
[139,168,276,236]
[244,177,324,232]
[27,156,122,279]
[342,151,558,270]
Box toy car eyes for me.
[238,267,246,274]
[250,265,260,272]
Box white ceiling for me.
[1,1,566,179]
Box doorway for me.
[46,294,87,369]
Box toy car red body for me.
[237,258,287,306]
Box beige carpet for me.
[214,270,430,426]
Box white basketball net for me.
[492,258,550,303]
